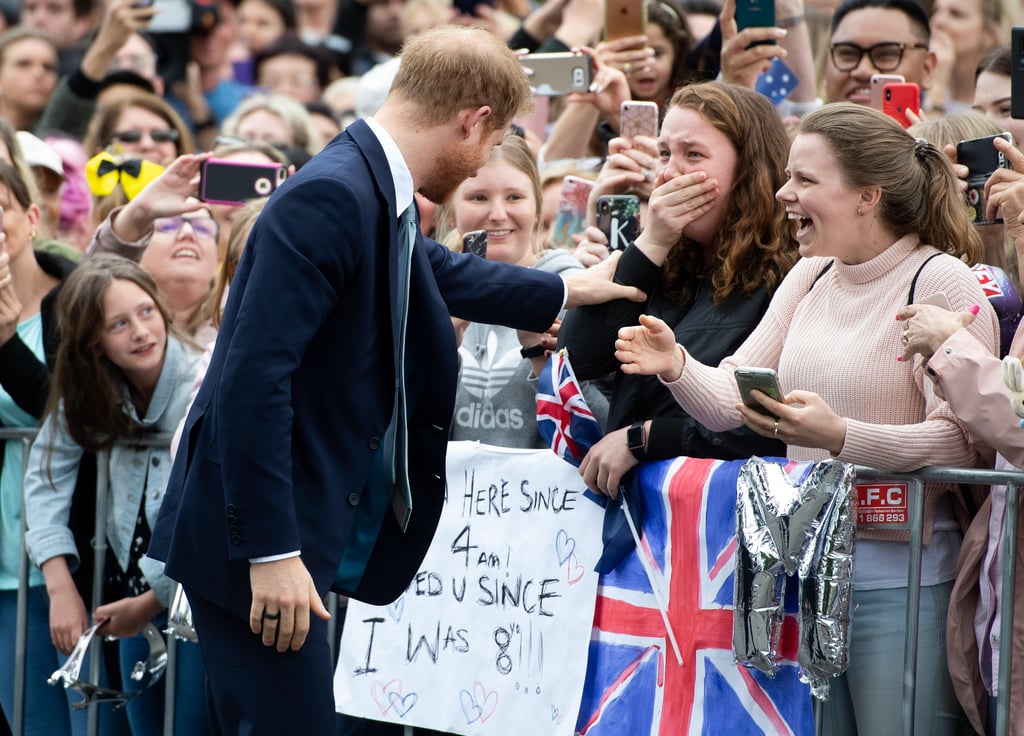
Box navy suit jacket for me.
[148,120,564,615]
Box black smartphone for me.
[452,0,496,17]
[734,367,784,417]
[735,0,776,46]
[596,195,640,252]
[198,158,287,206]
[518,53,593,96]
[956,133,1013,225]
[1013,27,1024,119]
[462,229,487,258]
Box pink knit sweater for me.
[662,235,999,541]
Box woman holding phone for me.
[615,103,997,734]
[560,82,794,495]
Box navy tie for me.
[387,203,416,531]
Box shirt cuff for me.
[249,551,301,563]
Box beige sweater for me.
[663,235,999,542]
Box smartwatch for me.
[626,420,646,461]
[520,344,545,359]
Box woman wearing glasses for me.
[87,155,220,347]
[83,91,194,168]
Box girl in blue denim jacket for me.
[23,255,211,736]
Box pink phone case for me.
[620,101,658,139]
[550,176,595,248]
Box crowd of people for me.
[0,0,1023,733]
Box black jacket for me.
[559,244,785,461]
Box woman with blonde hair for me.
[220,93,323,156]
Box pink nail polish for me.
[896,355,903,362]
[895,314,901,321]
[969,304,981,315]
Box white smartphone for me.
[735,366,784,417]
[869,73,904,110]
[916,292,952,310]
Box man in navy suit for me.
[147,25,644,734]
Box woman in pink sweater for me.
[615,103,999,735]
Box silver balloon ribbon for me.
[733,458,857,699]
[165,583,198,643]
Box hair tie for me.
[913,137,932,161]
[85,151,164,200]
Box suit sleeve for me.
[427,238,564,333]
[214,175,361,560]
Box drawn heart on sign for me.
[387,690,418,718]
[460,682,499,724]
[555,529,575,565]
[473,682,499,723]
[386,596,404,623]
[459,689,483,724]
[370,679,404,715]
[550,705,560,722]
[566,552,585,585]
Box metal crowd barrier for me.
[6,424,1023,736]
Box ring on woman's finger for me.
[623,63,632,74]
[773,419,779,436]
[901,333,909,345]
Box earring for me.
[29,229,37,239]
[856,206,863,217]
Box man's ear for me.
[460,106,492,140]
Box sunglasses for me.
[110,129,180,144]
[153,215,217,238]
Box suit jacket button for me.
[227,504,236,513]
[368,437,380,450]
[348,493,360,506]
[231,535,241,545]
[227,514,237,523]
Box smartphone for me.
[734,367,784,417]
[916,292,952,310]
[957,132,1013,225]
[462,229,487,258]
[620,100,659,139]
[146,0,191,33]
[518,53,593,96]
[735,0,776,46]
[882,82,920,128]
[604,0,646,41]
[1013,28,1024,119]
[596,194,640,252]
[452,0,495,16]
[869,73,904,110]
[198,158,287,206]
[550,175,595,249]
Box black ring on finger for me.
[263,611,281,620]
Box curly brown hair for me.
[661,83,797,305]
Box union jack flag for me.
[536,349,603,466]
[577,456,815,735]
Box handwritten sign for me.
[334,442,604,734]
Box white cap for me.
[16,131,64,178]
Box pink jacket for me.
[928,325,1024,735]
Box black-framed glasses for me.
[110,128,180,144]
[828,42,929,72]
[153,215,217,238]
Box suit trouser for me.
[188,589,335,736]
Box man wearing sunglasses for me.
[824,0,936,106]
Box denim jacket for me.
[24,337,204,606]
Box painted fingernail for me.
[896,355,903,362]
[895,314,901,320]
[969,304,981,315]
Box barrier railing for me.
[5,427,1022,736]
